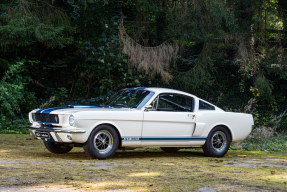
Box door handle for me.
[188,114,195,119]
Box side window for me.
[157,97,174,111]
[153,94,193,112]
[199,100,215,110]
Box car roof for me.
[125,87,224,111]
[126,87,198,98]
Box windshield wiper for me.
[115,104,129,108]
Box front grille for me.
[33,113,59,124]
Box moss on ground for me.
[0,134,286,191]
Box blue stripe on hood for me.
[35,105,100,114]
[36,108,65,114]
[36,109,44,113]
[65,105,101,108]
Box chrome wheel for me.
[211,131,227,152]
[93,130,114,154]
[84,125,119,159]
[203,126,231,157]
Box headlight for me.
[69,115,75,126]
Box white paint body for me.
[27,88,254,148]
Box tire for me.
[202,126,231,157]
[161,147,180,153]
[43,141,73,154]
[83,125,119,160]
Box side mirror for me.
[145,105,153,111]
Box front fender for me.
[72,120,123,143]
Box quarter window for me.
[199,100,215,110]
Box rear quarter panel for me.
[195,111,254,142]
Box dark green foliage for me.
[0,0,73,50]
[0,60,36,116]
[166,0,235,43]
[238,132,287,152]
[0,60,38,133]
[69,0,149,99]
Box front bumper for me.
[27,126,86,133]
[27,126,86,143]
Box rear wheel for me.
[84,125,119,160]
[202,126,231,157]
[161,147,180,153]
[43,141,73,154]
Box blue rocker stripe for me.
[122,137,206,141]
[141,137,206,141]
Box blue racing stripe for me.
[122,137,206,141]
[36,109,44,113]
[141,137,206,141]
[40,107,66,114]
[65,105,101,108]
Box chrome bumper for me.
[26,126,86,133]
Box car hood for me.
[31,105,141,115]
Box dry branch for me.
[119,20,179,83]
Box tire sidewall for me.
[86,125,119,159]
[204,126,231,157]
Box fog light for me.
[67,135,72,140]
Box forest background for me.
[0,0,287,152]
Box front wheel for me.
[43,141,73,154]
[84,125,119,160]
[202,126,231,157]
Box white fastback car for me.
[27,87,254,159]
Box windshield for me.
[104,89,154,109]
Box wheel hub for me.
[93,130,114,154]
[211,131,227,152]
[102,139,106,145]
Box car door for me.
[142,93,196,146]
